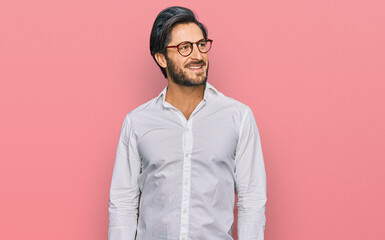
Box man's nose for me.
[190,43,203,60]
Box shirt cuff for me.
[238,223,265,240]
[108,215,138,240]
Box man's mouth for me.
[187,63,204,71]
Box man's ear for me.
[154,53,167,68]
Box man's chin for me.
[192,78,207,86]
[190,76,207,84]
[173,77,207,87]
[188,73,207,84]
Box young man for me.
[108,6,267,240]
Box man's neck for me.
[165,80,206,114]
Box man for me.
[108,6,267,240]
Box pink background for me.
[1,0,384,239]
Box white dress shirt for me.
[108,82,267,240]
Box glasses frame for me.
[166,38,213,57]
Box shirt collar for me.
[156,82,218,104]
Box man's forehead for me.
[169,23,204,44]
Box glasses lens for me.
[198,39,212,53]
[178,42,192,56]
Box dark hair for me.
[150,6,208,78]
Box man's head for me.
[150,6,211,87]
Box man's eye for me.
[180,44,189,50]
[199,42,207,47]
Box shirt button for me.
[183,209,187,214]
[186,127,190,131]
[181,238,185,240]
[185,153,190,158]
[184,181,188,185]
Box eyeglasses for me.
[166,38,213,57]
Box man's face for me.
[165,23,209,87]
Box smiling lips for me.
[187,64,204,71]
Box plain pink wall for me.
[1,0,384,239]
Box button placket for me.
[179,118,193,240]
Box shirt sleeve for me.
[235,106,267,240]
[108,115,141,240]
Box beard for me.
[165,55,209,87]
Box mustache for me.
[186,60,206,68]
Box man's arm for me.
[235,106,267,240]
[108,115,141,240]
